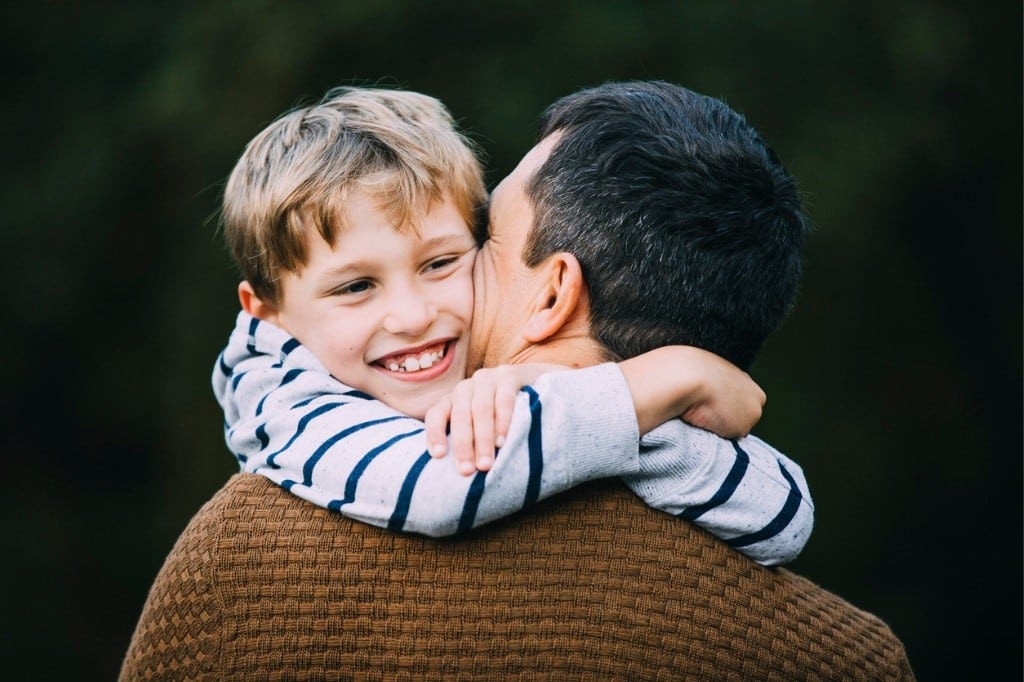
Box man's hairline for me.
[515,128,619,363]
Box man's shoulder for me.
[462,479,912,679]
[123,474,914,680]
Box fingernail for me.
[477,457,492,469]
[494,435,505,448]
[459,461,475,475]
[429,443,447,457]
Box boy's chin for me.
[384,382,458,421]
[370,355,467,419]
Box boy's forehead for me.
[311,188,419,235]
[315,189,474,245]
[353,192,428,234]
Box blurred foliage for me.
[1,1,1019,678]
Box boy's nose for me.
[382,297,438,336]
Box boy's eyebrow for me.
[318,261,376,283]
[416,233,477,252]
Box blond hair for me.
[221,87,487,304]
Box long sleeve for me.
[215,312,815,563]
[214,312,640,537]
[621,422,814,565]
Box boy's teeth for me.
[384,345,446,373]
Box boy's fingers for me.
[469,382,496,471]
[448,381,477,475]
[493,381,518,449]
[424,399,451,458]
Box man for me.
[120,81,914,680]
[470,81,804,373]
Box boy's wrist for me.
[619,346,703,435]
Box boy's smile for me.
[372,339,455,377]
[246,192,477,419]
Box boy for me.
[215,86,812,564]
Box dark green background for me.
[3,1,1019,679]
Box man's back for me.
[121,473,913,680]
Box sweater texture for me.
[120,474,914,681]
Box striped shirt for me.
[215,312,813,565]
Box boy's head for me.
[521,81,807,369]
[222,87,487,418]
[222,86,487,306]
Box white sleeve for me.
[214,314,640,537]
[620,421,814,566]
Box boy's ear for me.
[238,281,279,324]
[522,253,586,343]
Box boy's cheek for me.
[455,269,477,311]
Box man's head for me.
[222,87,488,418]
[470,81,807,371]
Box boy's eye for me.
[335,280,373,295]
[425,256,458,272]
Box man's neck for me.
[507,333,610,369]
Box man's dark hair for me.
[524,81,807,369]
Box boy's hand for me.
[424,364,567,475]
[619,346,766,439]
[677,351,765,439]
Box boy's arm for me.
[425,345,764,474]
[215,313,641,537]
[421,345,812,565]
[620,423,815,566]
[218,312,812,558]
[618,346,765,438]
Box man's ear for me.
[522,253,586,343]
[238,281,280,324]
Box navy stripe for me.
[323,426,423,506]
[217,352,232,377]
[522,386,543,507]
[291,396,317,409]
[231,371,247,391]
[281,337,301,357]
[255,369,304,417]
[727,459,803,549]
[677,440,749,522]
[304,418,415,487]
[264,402,347,469]
[246,317,260,354]
[343,389,374,401]
[387,452,432,531]
[458,471,489,533]
[255,423,269,450]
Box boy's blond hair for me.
[222,87,487,304]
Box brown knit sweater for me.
[120,473,914,680]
